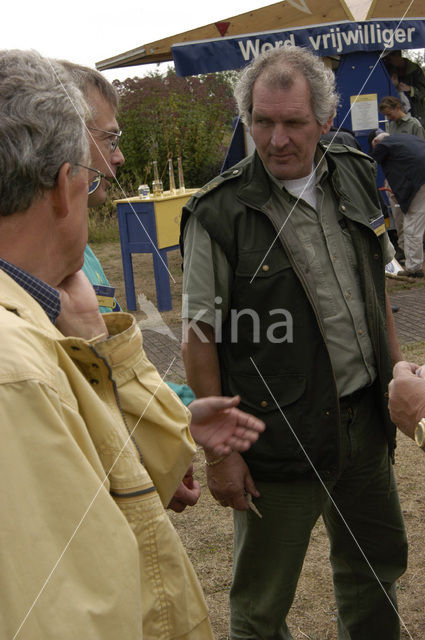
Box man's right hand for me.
[56,270,108,340]
[389,360,425,440]
[182,321,260,510]
[206,451,260,511]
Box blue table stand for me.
[115,191,196,312]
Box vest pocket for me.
[224,371,306,414]
[235,247,292,278]
[224,371,311,472]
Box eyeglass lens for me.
[88,175,103,195]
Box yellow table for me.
[114,190,197,311]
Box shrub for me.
[113,69,237,191]
[88,184,121,244]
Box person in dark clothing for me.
[321,125,362,149]
[371,132,425,277]
[384,51,425,124]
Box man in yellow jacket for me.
[0,49,264,640]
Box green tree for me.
[404,49,425,70]
[113,69,237,191]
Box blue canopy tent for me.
[96,0,425,193]
[172,16,425,156]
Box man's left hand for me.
[189,395,265,457]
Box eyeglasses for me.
[89,127,122,152]
[76,163,105,195]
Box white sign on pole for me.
[350,93,379,131]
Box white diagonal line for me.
[328,1,416,138]
[250,356,414,640]
[85,131,176,284]
[11,61,182,636]
[12,356,176,639]
[48,59,176,284]
[250,0,416,283]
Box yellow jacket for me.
[0,270,212,640]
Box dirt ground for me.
[93,240,183,326]
[94,242,424,640]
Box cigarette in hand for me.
[246,493,262,518]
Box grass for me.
[386,273,425,293]
[87,184,135,244]
[401,339,425,362]
[93,239,425,639]
[88,199,120,244]
[88,208,119,244]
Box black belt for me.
[339,383,374,407]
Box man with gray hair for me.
[181,46,407,639]
[61,60,204,512]
[0,49,265,640]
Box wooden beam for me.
[96,0,355,70]
[367,0,425,19]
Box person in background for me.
[379,95,425,138]
[0,48,265,640]
[61,61,201,511]
[59,60,125,313]
[384,50,425,124]
[181,46,406,640]
[371,131,425,279]
[320,124,362,148]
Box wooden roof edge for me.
[96,48,172,71]
[96,0,355,70]
[96,26,208,70]
[366,0,425,20]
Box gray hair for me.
[234,46,339,127]
[59,60,119,116]
[0,49,90,217]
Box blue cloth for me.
[167,382,195,406]
[83,245,121,313]
[0,257,60,324]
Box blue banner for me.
[172,19,425,76]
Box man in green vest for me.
[181,46,407,640]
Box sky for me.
[2,0,276,82]
[3,1,422,81]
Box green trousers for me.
[230,387,408,640]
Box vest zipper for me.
[239,196,343,476]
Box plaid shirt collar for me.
[0,258,61,324]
